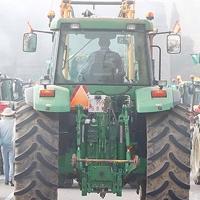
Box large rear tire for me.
[146,105,190,199]
[191,123,200,185]
[14,103,59,200]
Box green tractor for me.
[169,73,200,185]
[14,1,190,199]
[0,74,24,113]
[175,74,200,185]
[188,76,200,185]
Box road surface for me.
[0,175,200,200]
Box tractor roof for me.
[50,17,153,32]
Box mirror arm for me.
[148,31,174,36]
[32,30,53,35]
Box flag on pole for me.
[173,20,181,33]
[27,21,33,33]
[190,54,199,65]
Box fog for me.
[0,0,200,82]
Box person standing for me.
[0,107,16,186]
[79,37,125,83]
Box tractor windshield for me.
[54,27,152,85]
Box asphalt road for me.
[0,175,200,200]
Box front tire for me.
[146,105,190,199]
[58,176,73,188]
[14,103,59,200]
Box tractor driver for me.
[78,37,125,83]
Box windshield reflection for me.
[55,30,151,85]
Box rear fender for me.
[25,85,70,112]
[136,87,181,113]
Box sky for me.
[0,0,200,81]
[164,0,200,52]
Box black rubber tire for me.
[14,103,59,200]
[65,179,73,188]
[129,182,137,189]
[62,179,74,188]
[191,123,200,185]
[58,178,73,188]
[146,105,190,200]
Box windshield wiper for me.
[65,39,93,65]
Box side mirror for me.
[167,34,181,54]
[23,33,37,52]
